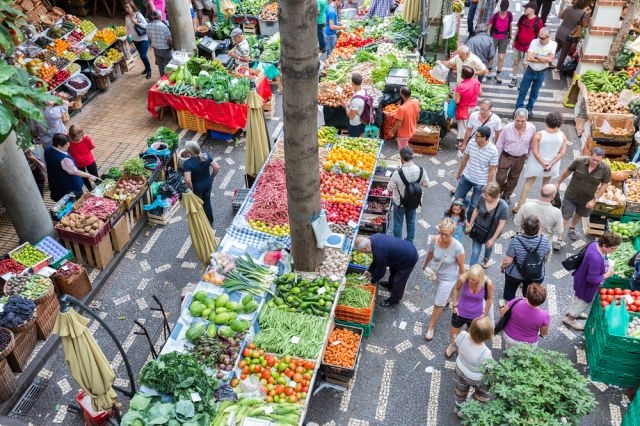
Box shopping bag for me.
[605,299,630,337]
[446,99,457,119]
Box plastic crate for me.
[593,201,626,217]
[35,237,73,269]
[335,310,375,338]
[177,109,207,132]
[335,285,376,325]
[622,391,640,426]
[321,323,362,379]
[257,17,279,37]
[8,243,51,272]
[209,130,234,140]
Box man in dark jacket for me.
[466,23,496,83]
[355,234,418,307]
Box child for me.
[68,125,98,191]
[453,316,494,418]
[444,198,468,243]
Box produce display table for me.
[147,74,273,131]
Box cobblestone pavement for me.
[6,4,635,425]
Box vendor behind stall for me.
[44,133,97,202]
[228,28,250,67]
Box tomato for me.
[273,395,280,403]
[623,289,632,295]
[293,373,303,383]
[601,300,609,308]
[631,305,638,311]
[265,396,273,403]
[300,391,307,399]
[242,348,251,358]
[242,366,250,375]
[284,355,292,363]
[277,376,287,385]
[284,387,294,396]
[260,378,267,386]
[253,365,262,373]
[261,369,271,379]
[267,376,274,384]
[600,288,609,295]
[635,299,640,306]
[295,366,305,374]
[288,395,298,403]
[633,291,640,297]
[278,362,288,372]
[240,373,247,380]
[239,360,246,368]
[289,361,297,371]
[607,289,615,295]
[248,342,256,350]
[304,361,315,370]
[606,295,615,302]
[295,383,302,392]
[303,373,311,381]
[614,288,623,295]
[275,385,284,394]
[302,385,309,392]
[286,370,295,379]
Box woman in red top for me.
[454,66,482,147]
[68,125,98,190]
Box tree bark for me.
[0,132,55,243]
[166,0,196,53]
[603,0,639,71]
[280,0,323,272]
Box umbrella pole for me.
[59,295,137,399]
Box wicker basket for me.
[33,281,55,306]
[0,328,15,360]
[7,315,37,372]
[36,296,60,340]
[53,267,92,299]
[0,359,16,403]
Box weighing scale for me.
[384,68,410,94]
[50,193,76,221]
[324,233,349,251]
[197,36,219,59]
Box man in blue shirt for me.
[324,0,345,57]
[355,234,419,307]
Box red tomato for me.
[304,361,315,370]
[635,299,640,306]
[607,289,615,295]
[242,348,251,358]
[261,369,271,379]
[242,366,250,375]
[293,373,303,383]
[614,288,623,295]
[284,387,294,396]
[633,291,640,297]
[630,305,638,311]
[599,288,608,295]
[303,373,311,381]
[606,295,615,302]
[248,342,256,350]
[240,373,247,380]
[253,365,262,373]
[623,289,632,295]
[601,300,609,307]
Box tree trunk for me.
[166,0,196,53]
[280,0,323,272]
[603,0,639,70]
[0,132,55,243]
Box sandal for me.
[456,139,463,149]
[445,343,458,358]
[424,328,434,341]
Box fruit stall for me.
[147,55,273,136]
[119,129,386,424]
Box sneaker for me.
[578,312,589,319]
[512,204,520,214]
[498,299,506,308]
[509,77,519,88]
[527,110,534,120]
[563,316,585,331]
[495,73,503,84]
[480,258,491,269]
[552,240,562,250]
[445,342,458,358]
[568,227,578,241]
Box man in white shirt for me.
[441,45,488,83]
[343,73,366,137]
[515,27,557,119]
[459,99,502,152]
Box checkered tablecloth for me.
[223,224,291,251]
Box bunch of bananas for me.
[604,158,636,172]
[452,1,464,12]
[318,126,338,147]
[581,70,628,93]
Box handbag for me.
[469,203,499,244]
[494,298,523,333]
[561,242,590,271]
[134,13,147,36]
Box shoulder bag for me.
[494,298,523,333]
[561,242,590,271]
[469,202,500,244]
[566,12,586,44]
[134,13,147,36]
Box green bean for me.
[255,306,327,358]
[338,285,372,308]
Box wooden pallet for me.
[584,215,607,237]
[147,202,180,225]
[270,75,282,93]
[121,55,138,73]
[61,236,114,269]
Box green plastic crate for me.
[335,306,375,338]
[603,275,631,290]
[622,391,640,426]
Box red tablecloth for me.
[147,75,273,130]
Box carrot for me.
[322,328,361,368]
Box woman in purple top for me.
[564,232,621,330]
[446,264,494,357]
[501,283,550,348]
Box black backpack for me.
[398,167,423,209]
[514,236,544,282]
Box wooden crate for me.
[591,116,634,143]
[270,75,282,93]
[409,138,439,156]
[243,22,257,35]
[125,198,145,235]
[584,214,607,237]
[109,217,129,252]
[263,94,276,119]
[61,237,114,269]
[147,202,180,225]
[583,136,631,160]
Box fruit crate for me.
[335,285,376,325]
[321,323,363,379]
[177,109,207,133]
[147,201,180,226]
[105,175,147,210]
[593,200,626,217]
[359,212,388,234]
[584,292,640,388]
[60,236,114,269]
[8,243,51,272]
[622,390,640,426]
[205,119,237,135]
[591,116,634,144]
[585,136,632,161]
[55,217,112,246]
[335,308,375,338]
[35,237,72,269]
[625,181,640,214]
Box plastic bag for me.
[617,89,636,107]
[442,14,457,40]
[599,119,612,135]
[235,375,267,400]
[311,210,332,248]
[605,299,629,337]
[431,62,450,82]
[423,267,436,282]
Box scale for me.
[384,68,410,93]
[50,193,76,221]
[197,36,219,57]
[324,233,348,250]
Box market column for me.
[166,0,197,52]
[0,132,56,243]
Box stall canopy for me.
[181,191,218,267]
[52,309,118,412]
[244,89,270,179]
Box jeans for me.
[195,185,213,224]
[454,175,485,221]
[516,67,546,112]
[393,202,417,242]
[325,33,337,56]
[133,40,151,73]
[467,2,478,34]
[469,239,494,267]
[317,24,326,52]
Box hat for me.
[230,28,242,38]
[524,2,537,11]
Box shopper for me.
[324,0,345,57]
[124,0,151,80]
[536,0,553,24]
[459,99,502,152]
[443,199,468,243]
[487,0,513,83]
[423,218,466,341]
[466,24,495,83]
[37,101,68,149]
[192,0,215,25]
[501,283,550,349]
[368,0,396,18]
[183,140,220,225]
[147,10,173,78]
[453,66,482,146]
[495,108,536,203]
[514,111,568,213]
[510,3,544,88]
[555,0,589,71]
[466,182,508,267]
[556,147,611,241]
[68,125,98,191]
[317,0,328,54]
[446,265,494,357]
[386,147,429,242]
[146,0,166,21]
[343,73,367,137]
[45,134,97,202]
[455,126,499,221]
[390,86,421,150]
[355,234,419,307]
[500,215,550,302]
[452,316,494,418]
[514,184,564,251]
[564,232,621,331]
[441,45,488,84]
[24,148,46,197]
[467,0,480,35]
[228,28,250,67]
[515,27,556,117]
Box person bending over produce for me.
[44,133,97,202]
[183,141,220,225]
[355,234,418,307]
[68,125,98,191]
[564,232,621,331]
